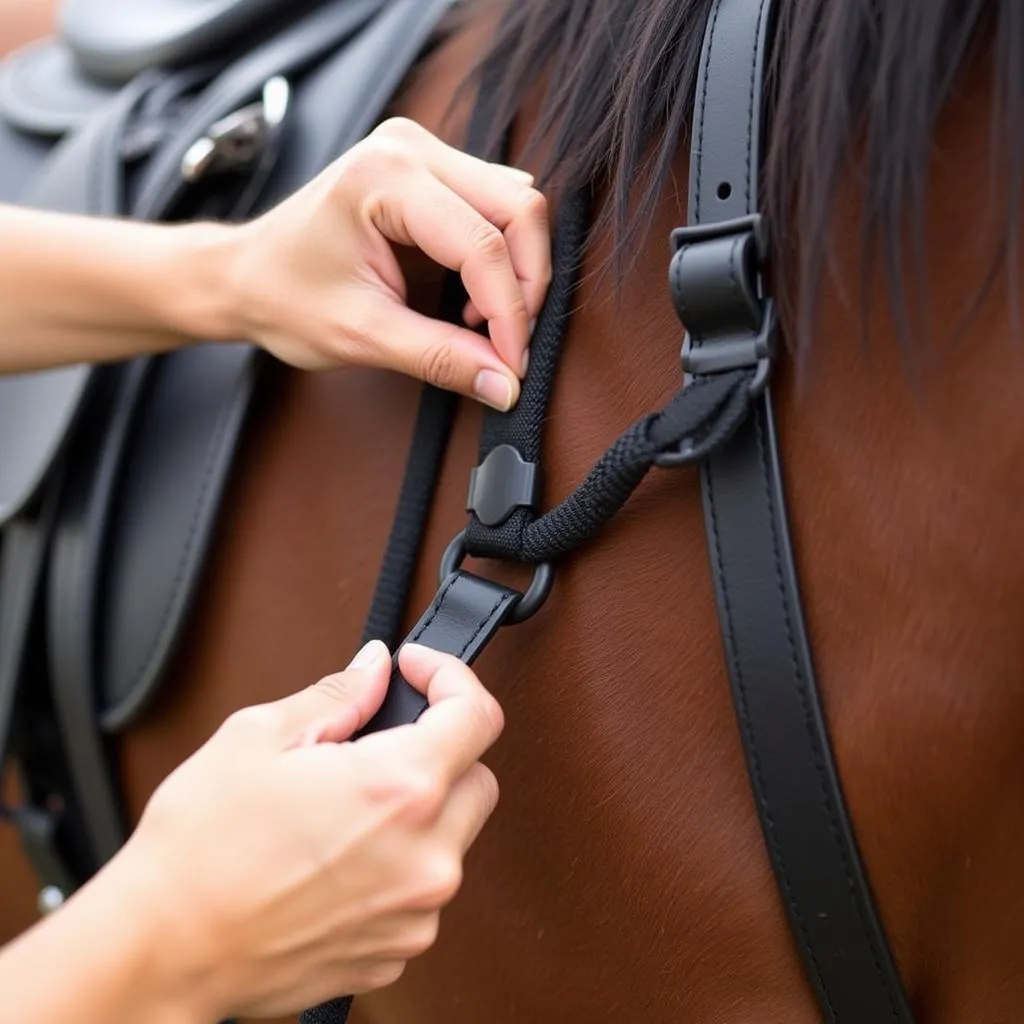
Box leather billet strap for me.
[362,571,522,732]
[683,1,914,1020]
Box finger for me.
[362,171,532,378]
[383,644,504,786]
[426,152,550,330]
[351,293,520,411]
[463,298,484,328]
[376,122,551,336]
[267,640,392,746]
[435,762,500,855]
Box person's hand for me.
[226,116,550,411]
[100,641,504,1020]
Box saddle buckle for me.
[669,214,776,398]
[181,75,290,182]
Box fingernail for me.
[348,639,388,670]
[520,348,530,378]
[474,369,515,412]
[400,643,439,671]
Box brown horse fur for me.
[3,3,1024,1022]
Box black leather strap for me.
[362,571,521,733]
[688,2,913,1020]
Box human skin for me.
[0,643,506,1022]
[0,117,550,411]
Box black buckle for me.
[669,213,775,398]
[439,530,553,624]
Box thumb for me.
[272,640,393,747]
[359,297,521,412]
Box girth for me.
[316,1,916,1022]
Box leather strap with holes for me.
[688,1,914,1020]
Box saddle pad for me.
[62,0,323,83]
[51,0,456,728]
[0,40,119,137]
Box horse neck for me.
[509,37,1024,1010]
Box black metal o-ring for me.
[438,530,553,625]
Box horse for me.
[3,0,1024,1022]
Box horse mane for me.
[453,0,1023,360]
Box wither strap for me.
[688,1,913,1020]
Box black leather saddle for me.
[0,0,455,899]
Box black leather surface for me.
[46,365,142,865]
[363,571,520,733]
[689,2,914,1020]
[0,74,154,525]
[96,346,261,729]
[0,40,119,137]
[63,0,329,83]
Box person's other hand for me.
[103,641,503,1020]
[228,116,550,411]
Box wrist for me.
[89,843,228,1024]
[153,220,249,345]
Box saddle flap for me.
[42,0,456,727]
[0,40,120,137]
[95,345,262,728]
[62,0,323,83]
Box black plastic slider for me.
[669,213,776,396]
[466,444,541,527]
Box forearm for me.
[0,854,213,1024]
[0,205,243,374]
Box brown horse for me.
[4,0,1024,1021]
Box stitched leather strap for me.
[689,2,914,1020]
[362,571,521,733]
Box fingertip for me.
[398,643,473,700]
[398,642,444,686]
[472,367,519,412]
[494,164,535,186]
[348,638,391,672]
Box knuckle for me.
[462,690,504,747]
[345,298,384,354]
[395,915,441,958]
[419,339,459,390]
[389,762,445,817]
[373,116,422,143]
[220,704,276,739]
[477,689,505,739]
[356,960,406,993]
[519,186,549,226]
[416,852,463,906]
[311,671,354,703]
[344,137,416,186]
[474,764,501,816]
[468,219,508,264]
[366,138,417,178]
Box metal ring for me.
[439,530,554,625]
